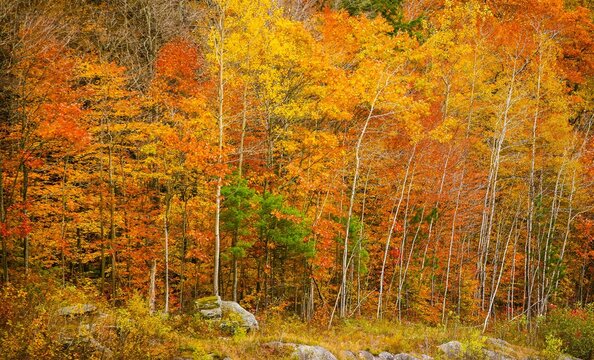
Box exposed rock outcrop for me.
[220,300,259,331]
[438,341,463,358]
[58,303,98,317]
[195,296,223,319]
[437,338,581,360]
[340,351,431,360]
[264,341,338,360]
[195,296,259,331]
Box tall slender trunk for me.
[394,167,416,321]
[442,169,464,321]
[378,146,415,318]
[526,42,543,325]
[232,78,249,302]
[356,168,371,314]
[340,80,383,319]
[99,167,106,293]
[398,204,424,321]
[478,59,518,310]
[60,159,68,287]
[119,155,131,289]
[1,160,7,283]
[509,226,519,320]
[232,228,239,302]
[22,163,28,275]
[149,259,156,314]
[550,168,576,296]
[180,196,188,309]
[164,189,171,313]
[18,94,30,277]
[108,141,117,300]
[457,235,469,316]
[539,165,564,314]
[238,80,248,178]
[212,0,226,297]
[483,207,518,332]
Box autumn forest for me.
[0,0,593,358]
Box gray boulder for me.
[487,338,512,350]
[265,342,337,360]
[358,351,377,360]
[438,341,463,358]
[344,351,429,360]
[195,296,222,319]
[195,296,258,331]
[58,303,97,317]
[221,300,259,331]
[483,349,514,360]
[342,350,358,359]
[393,354,422,360]
[295,344,338,360]
[558,356,582,360]
[378,352,395,360]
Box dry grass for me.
[177,316,501,359]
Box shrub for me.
[542,334,564,360]
[540,305,594,359]
[111,294,178,358]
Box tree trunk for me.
[442,169,463,322]
[180,196,188,310]
[149,259,156,314]
[22,163,28,275]
[378,145,415,319]
[164,190,171,313]
[483,207,518,332]
[108,141,117,301]
[1,160,8,282]
[60,159,68,287]
[212,0,226,297]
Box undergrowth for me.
[0,282,591,359]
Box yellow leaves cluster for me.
[76,58,141,121]
[429,116,460,143]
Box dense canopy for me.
[0,0,593,337]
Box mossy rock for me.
[195,296,223,319]
[195,296,222,310]
[58,304,98,317]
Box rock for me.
[264,341,292,351]
[358,351,377,360]
[438,341,463,358]
[342,350,358,359]
[195,296,222,319]
[483,349,514,360]
[487,338,512,350]
[295,344,338,360]
[63,335,113,359]
[343,351,428,360]
[220,300,259,331]
[378,352,395,360]
[58,304,97,317]
[195,296,258,331]
[88,337,113,359]
[558,355,582,360]
[393,354,421,360]
[264,342,337,360]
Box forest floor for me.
[0,282,588,359]
[181,316,542,359]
